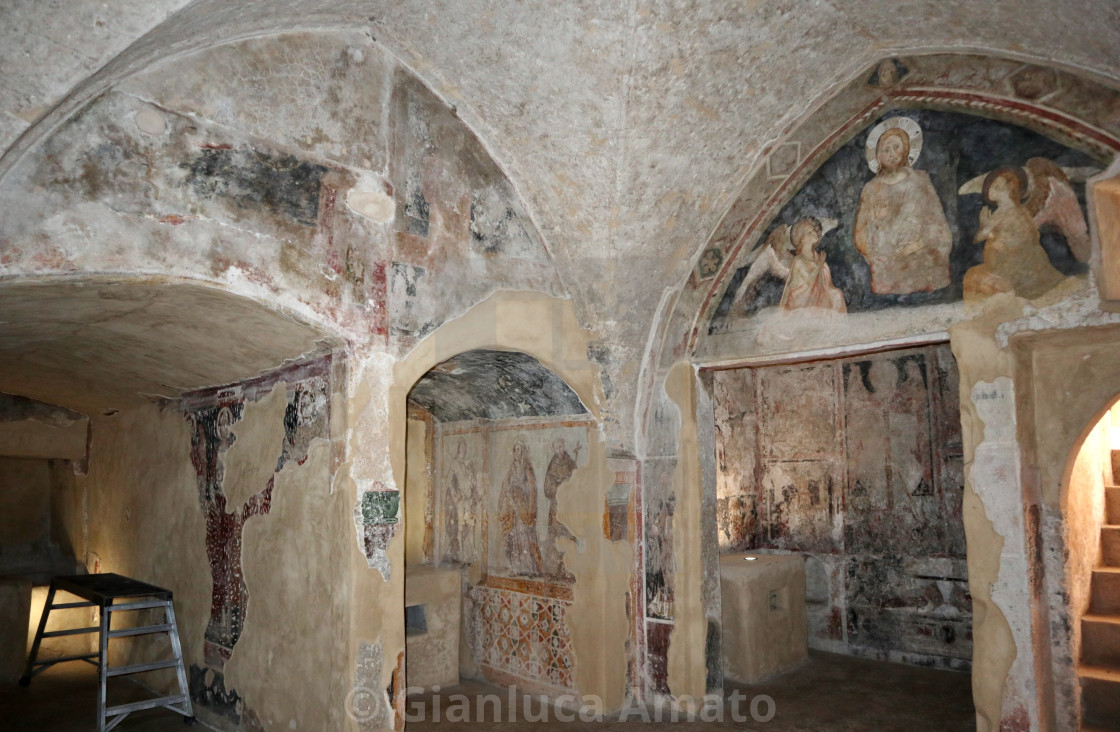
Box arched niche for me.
[402,348,592,695]
[635,53,1120,731]
[379,291,632,719]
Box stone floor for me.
[2,651,975,731]
[406,652,976,731]
[0,664,203,731]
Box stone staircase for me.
[1081,485,1120,729]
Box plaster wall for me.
[1063,410,1108,679]
[405,416,430,568]
[229,402,347,732]
[81,364,344,732]
[0,420,87,461]
[710,344,971,669]
[0,459,52,568]
[948,298,1038,732]
[0,457,85,581]
[83,403,210,697]
[665,362,707,702]
[404,565,460,691]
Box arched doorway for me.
[1061,398,1120,729]
[402,348,592,701]
[385,291,634,724]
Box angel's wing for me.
[1025,157,1091,262]
[958,173,986,196]
[733,225,792,307]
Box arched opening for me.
[0,275,346,729]
[647,52,1120,730]
[402,348,594,719]
[1061,397,1120,728]
[701,341,975,729]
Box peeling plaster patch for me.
[133,107,166,136]
[969,377,1039,731]
[189,663,245,725]
[994,281,1120,347]
[347,188,395,224]
[351,641,392,732]
[356,484,398,580]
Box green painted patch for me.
[362,490,399,525]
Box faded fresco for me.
[710,109,1098,337]
[434,431,486,566]
[488,429,586,580]
[712,344,970,669]
[388,74,562,344]
[181,359,331,723]
[428,416,591,694]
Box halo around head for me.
[865,116,924,173]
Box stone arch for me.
[380,290,630,715]
[632,52,1120,729]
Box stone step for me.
[1081,665,1120,729]
[1092,568,1120,615]
[1109,486,1120,526]
[1082,614,1120,667]
[1104,526,1120,568]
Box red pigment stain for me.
[828,606,843,639]
[239,261,276,290]
[1000,705,1029,732]
[316,184,341,275]
[200,142,233,150]
[159,214,187,225]
[370,260,388,338]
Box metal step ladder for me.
[20,573,195,731]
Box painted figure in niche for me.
[543,438,580,579]
[854,118,953,294]
[962,167,1066,300]
[779,217,847,313]
[645,495,676,619]
[444,439,480,563]
[498,440,544,576]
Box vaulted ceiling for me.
[2,1,1119,430]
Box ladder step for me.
[106,658,181,677]
[31,652,99,667]
[106,694,189,717]
[42,626,99,638]
[49,601,96,609]
[105,600,171,613]
[107,623,173,639]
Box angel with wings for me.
[957,158,1095,300]
[734,216,846,315]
